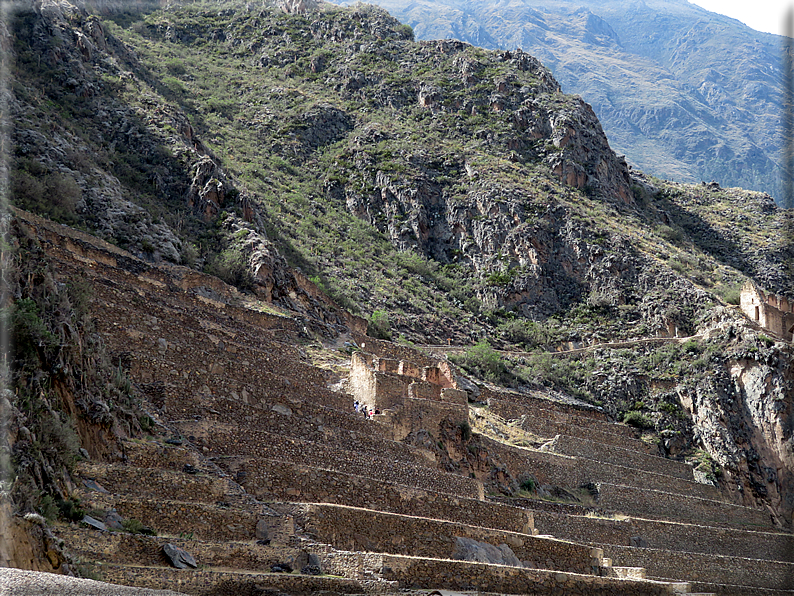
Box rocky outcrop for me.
[680,321,794,524]
[452,536,522,567]
[362,0,786,203]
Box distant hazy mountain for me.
[329,0,788,203]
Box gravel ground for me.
[0,568,188,596]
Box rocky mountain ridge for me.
[330,0,789,205]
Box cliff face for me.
[681,319,794,522]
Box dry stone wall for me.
[298,503,600,575]
[596,483,772,528]
[77,463,242,505]
[252,460,502,527]
[177,417,436,470]
[82,495,288,544]
[351,334,439,369]
[546,435,694,480]
[531,510,794,561]
[383,397,468,441]
[379,554,686,595]
[202,426,484,499]
[603,544,794,590]
[55,528,300,571]
[479,386,607,421]
[95,565,368,596]
[513,409,650,451]
[479,436,722,501]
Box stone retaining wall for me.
[487,396,633,437]
[547,435,694,481]
[82,495,290,544]
[604,544,794,590]
[379,554,687,595]
[162,388,390,451]
[689,582,794,596]
[351,334,438,369]
[297,503,600,575]
[383,396,468,441]
[55,528,300,571]
[596,483,772,529]
[479,387,607,421]
[205,430,484,500]
[130,350,350,415]
[480,437,722,502]
[513,410,650,452]
[251,461,526,531]
[93,563,371,596]
[531,510,794,561]
[77,463,245,506]
[121,441,203,469]
[178,417,436,470]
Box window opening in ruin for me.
[755,306,760,320]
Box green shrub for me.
[57,497,85,522]
[498,318,558,350]
[517,353,594,403]
[204,247,253,290]
[10,168,81,224]
[451,340,506,383]
[395,23,414,40]
[458,420,472,442]
[669,258,686,273]
[367,309,392,340]
[123,518,156,535]
[38,494,59,521]
[722,288,741,305]
[165,58,186,76]
[655,224,683,244]
[12,298,60,370]
[622,410,655,430]
[715,282,743,305]
[486,270,513,286]
[518,476,536,492]
[680,339,700,355]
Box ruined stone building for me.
[740,281,794,341]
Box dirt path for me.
[419,335,702,359]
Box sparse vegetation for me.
[368,309,392,340]
[622,410,655,430]
[122,518,156,535]
[451,341,508,384]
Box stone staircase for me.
[17,208,792,595]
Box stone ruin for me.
[740,281,794,341]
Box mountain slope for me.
[330,0,788,204]
[4,0,794,559]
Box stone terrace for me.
[17,208,790,595]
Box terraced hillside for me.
[10,208,793,595]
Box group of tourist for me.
[353,400,380,419]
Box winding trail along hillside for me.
[8,208,793,596]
